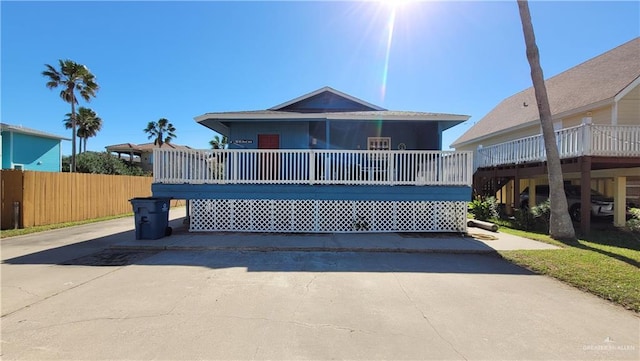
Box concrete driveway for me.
[1,210,638,360]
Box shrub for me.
[627,208,640,233]
[64,152,148,176]
[511,200,550,233]
[468,196,498,221]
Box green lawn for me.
[0,213,134,238]
[498,226,640,313]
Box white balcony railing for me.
[153,149,473,186]
[475,124,640,168]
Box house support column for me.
[528,179,537,209]
[580,156,591,235]
[613,176,627,227]
[513,168,520,212]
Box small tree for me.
[144,118,176,147]
[64,107,102,153]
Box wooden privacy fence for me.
[1,170,180,230]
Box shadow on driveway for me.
[3,224,533,276]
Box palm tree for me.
[144,118,177,147]
[43,59,99,172]
[64,107,102,153]
[517,0,575,240]
[209,135,229,149]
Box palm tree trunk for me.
[517,0,575,240]
[70,96,77,173]
[84,137,88,154]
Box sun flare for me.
[378,0,414,101]
[378,0,413,11]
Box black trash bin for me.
[130,197,172,240]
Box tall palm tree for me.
[43,59,99,172]
[144,118,177,147]
[209,135,229,149]
[517,0,575,240]
[64,107,102,153]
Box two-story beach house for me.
[452,37,640,233]
[151,87,474,233]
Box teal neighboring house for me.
[1,123,69,172]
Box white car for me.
[519,185,614,222]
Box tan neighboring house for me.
[452,37,640,233]
[106,142,193,172]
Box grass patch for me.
[0,213,134,238]
[499,225,640,312]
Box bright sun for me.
[378,0,413,11]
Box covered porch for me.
[473,123,640,233]
[152,148,473,233]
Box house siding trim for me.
[152,183,471,202]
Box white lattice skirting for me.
[189,199,467,233]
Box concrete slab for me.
[1,210,637,360]
[96,209,559,254]
[2,250,638,360]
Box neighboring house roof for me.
[0,123,70,140]
[106,142,192,154]
[195,86,470,135]
[452,37,640,148]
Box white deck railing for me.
[153,149,473,186]
[476,124,640,168]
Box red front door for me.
[257,134,280,180]
[258,134,280,149]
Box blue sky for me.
[2,1,639,155]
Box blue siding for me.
[152,183,471,202]
[1,133,10,169]
[228,120,441,151]
[3,132,61,171]
[228,121,310,149]
[328,121,440,150]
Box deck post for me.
[529,179,537,209]
[580,156,592,234]
[232,152,238,182]
[613,176,627,227]
[513,167,520,213]
[581,119,592,156]
[309,151,315,185]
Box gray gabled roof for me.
[195,87,470,136]
[269,86,386,112]
[195,109,469,120]
[0,123,70,140]
[452,37,640,148]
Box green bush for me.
[627,208,640,233]
[511,200,550,233]
[468,196,498,221]
[512,208,537,231]
[63,152,148,176]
